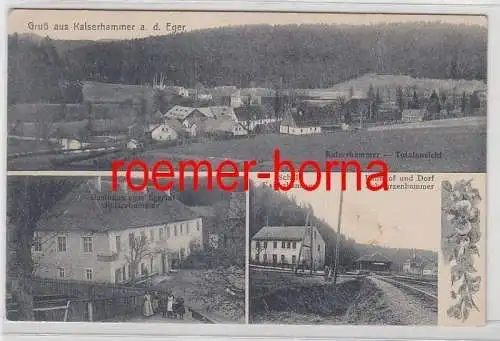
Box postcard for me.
[6,10,487,172]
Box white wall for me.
[32,217,203,284]
[280,125,322,135]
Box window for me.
[33,233,42,252]
[317,245,321,252]
[150,230,155,242]
[263,241,268,249]
[273,241,277,249]
[159,228,164,241]
[57,236,67,252]
[180,248,185,260]
[197,221,201,231]
[166,227,170,239]
[82,236,93,252]
[292,255,297,264]
[292,242,297,249]
[287,242,291,249]
[85,268,93,281]
[272,254,277,264]
[281,241,286,248]
[263,254,268,263]
[255,254,260,262]
[115,236,121,252]
[180,224,183,235]
[186,223,190,234]
[256,241,260,249]
[58,267,65,278]
[281,255,286,263]
[174,225,178,237]
[129,233,135,248]
[141,231,147,243]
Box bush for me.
[183,248,243,269]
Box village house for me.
[401,108,428,123]
[199,116,246,137]
[32,178,203,284]
[230,90,243,108]
[280,107,324,135]
[376,102,400,122]
[422,262,438,276]
[251,226,326,271]
[233,105,278,133]
[164,105,210,136]
[148,119,185,142]
[164,86,189,97]
[402,254,437,276]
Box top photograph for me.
[7,10,487,172]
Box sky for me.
[259,173,441,252]
[8,9,487,41]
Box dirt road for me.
[369,276,437,325]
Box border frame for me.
[2,1,499,340]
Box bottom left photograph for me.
[6,175,246,324]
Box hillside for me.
[328,73,486,96]
[8,22,487,104]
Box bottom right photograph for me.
[247,172,485,327]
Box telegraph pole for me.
[310,219,313,276]
[332,189,344,289]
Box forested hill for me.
[8,22,487,104]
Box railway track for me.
[372,274,437,313]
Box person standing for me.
[167,293,175,319]
[143,292,154,318]
[152,291,160,314]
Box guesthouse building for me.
[32,177,203,284]
[250,226,325,271]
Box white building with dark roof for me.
[32,178,203,284]
[250,226,325,271]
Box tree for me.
[7,177,82,320]
[125,233,152,283]
[396,86,404,119]
[410,89,420,109]
[469,91,481,114]
[449,57,459,79]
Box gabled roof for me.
[355,252,392,263]
[234,105,274,122]
[197,107,215,118]
[163,118,185,132]
[36,179,201,233]
[164,105,197,120]
[252,226,313,241]
[209,106,235,118]
[282,105,338,128]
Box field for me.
[140,119,486,173]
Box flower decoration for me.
[442,179,482,322]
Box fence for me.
[63,293,145,322]
[31,277,146,300]
[6,277,148,322]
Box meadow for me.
[140,119,486,173]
